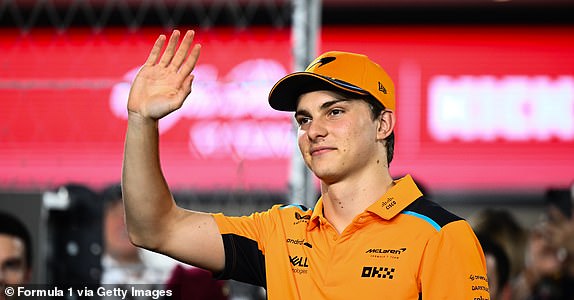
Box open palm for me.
[128,30,201,120]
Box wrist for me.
[127,111,158,126]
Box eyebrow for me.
[294,98,352,119]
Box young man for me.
[0,211,33,287]
[122,30,489,299]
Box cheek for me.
[297,131,308,150]
[341,122,374,150]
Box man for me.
[122,29,489,299]
[512,188,574,300]
[0,211,33,288]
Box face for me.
[295,90,390,184]
[526,231,561,278]
[0,234,30,285]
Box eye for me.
[328,108,344,117]
[296,116,311,126]
[2,258,24,271]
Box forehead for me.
[0,234,26,259]
[295,90,364,111]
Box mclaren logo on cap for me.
[307,57,336,70]
[378,82,387,94]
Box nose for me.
[305,118,328,142]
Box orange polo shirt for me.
[213,175,490,299]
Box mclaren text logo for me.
[366,248,406,255]
[361,266,395,279]
[286,238,313,248]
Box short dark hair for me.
[364,96,394,166]
[0,211,33,268]
[477,234,510,293]
[101,183,123,210]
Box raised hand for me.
[127,30,201,120]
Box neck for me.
[320,169,394,233]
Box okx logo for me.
[361,266,395,279]
[290,255,309,268]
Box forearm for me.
[119,31,224,270]
[122,112,175,249]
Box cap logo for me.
[378,82,387,94]
[307,56,336,70]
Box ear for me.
[376,110,395,140]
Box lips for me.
[310,146,336,156]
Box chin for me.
[312,170,341,184]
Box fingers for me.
[142,29,200,92]
[158,30,181,67]
[178,43,201,82]
[146,30,200,75]
[170,75,195,113]
[144,35,167,66]
[182,74,195,96]
[170,30,195,71]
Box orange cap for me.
[268,51,395,111]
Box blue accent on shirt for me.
[280,204,311,211]
[402,211,442,231]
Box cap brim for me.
[268,72,368,112]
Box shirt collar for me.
[307,197,325,231]
[307,174,423,230]
[366,174,423,220]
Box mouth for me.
[310,146,336,156]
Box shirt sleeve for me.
[211,206,280,288]
[419,220,490,299]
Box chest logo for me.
[293,212,311,225]
[365,247,407,260]
[290,255,309,268]
[366,248,406,255]
[286,238,313,248]
[361,266,395,279]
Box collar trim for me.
[367,174,422,220]
[306,174,423,230]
